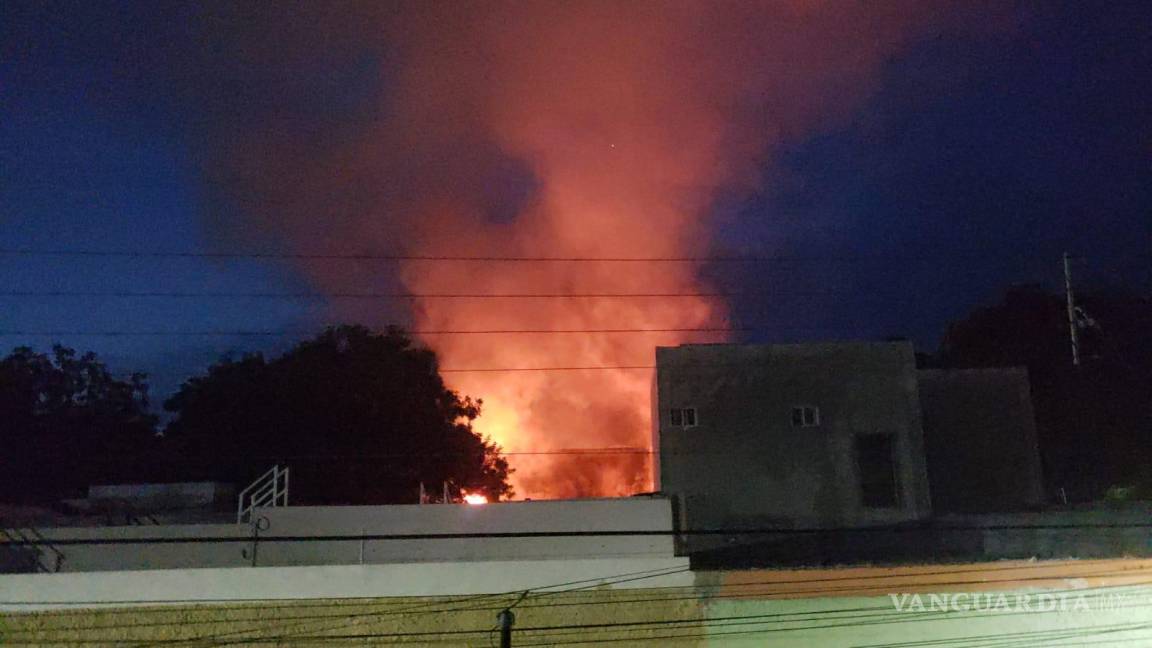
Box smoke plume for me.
[192,1,944,498]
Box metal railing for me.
[237,465,289,524]
[0,525,65,573]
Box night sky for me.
[2,1,1150,407]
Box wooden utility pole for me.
[497,608,515,648]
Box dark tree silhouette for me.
[163,326,512,504]
[0,346,157,504]
[937,285,1152,502]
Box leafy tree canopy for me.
[163,325,512,504]
[0,345,157,504]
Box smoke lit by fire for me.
[195,2,954,499]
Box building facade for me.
[918,367,1045,512]
[654,341,934,532]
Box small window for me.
[856,433,900,508]
[791,406,819,428]
[669,407,698,428]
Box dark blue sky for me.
[721,1,1152,345]
[1,2,321,399]
[1,1,1150,403]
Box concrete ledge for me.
[3,499,678,573]
[0,557,693,611]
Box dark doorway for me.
[856,434,900,508]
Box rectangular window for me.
[856,433,900,508]
[669,407,698,428]
[683,408,697,427]
[791,406,820,428]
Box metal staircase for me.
[0,524,64,573]
[237,465,290,523]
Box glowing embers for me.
[462,491,489,505]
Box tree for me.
[0,345,158,504]
[163,326,512,504]
[937,285,1152,502]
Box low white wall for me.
[0,557,693,611]
[260,497,673,532]
[3,498,676,573]
[2,523,249,573]
[255,498,675,566]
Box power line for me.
[441,365,655,373]
[222,576,1152,641]
[94,442,1109,464]
[6,569,1148,639]
[76,449,657,462]
[36,354,962,382]
[6,559,1132,615]
[0,248,883,262]
[6,525,1152,548]
[0,290,837,299]
[0,327,746,337]
[159,564,695,647]
[70,450,658,466]
[246,611,975,644]
[7,550,1148,646]
[513,619,1152,647]
[105,599,1152,646]
[140,365,657,374]
[121,356,946,379]
[96,576,1152,646]
[11,614,1152,647]
[0,362,659,374]
[8,573,1150,648]
[851,620,1152,648]
[3,248,1145,263]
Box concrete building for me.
[653,341,1049,551]
[918,368,1045,512]
[654,341,934,533]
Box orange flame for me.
[462,492,489,505]
[394,4,927,499]
[201,2,948,500]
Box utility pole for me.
[497,608,516,648]
[1063,252,1081,367]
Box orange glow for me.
[394,4,927,500]
[463,492,489,505]
[212,2,944,500]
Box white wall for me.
[0,557,692,611]
[4,498,676,573]
[3,523,249,573]
[254,498,675,566]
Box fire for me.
[392,3,930,500]
[462,492,489,505]
[198,2,942,500]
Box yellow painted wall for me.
[1,588,706,647]
[5,559,1152,646]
